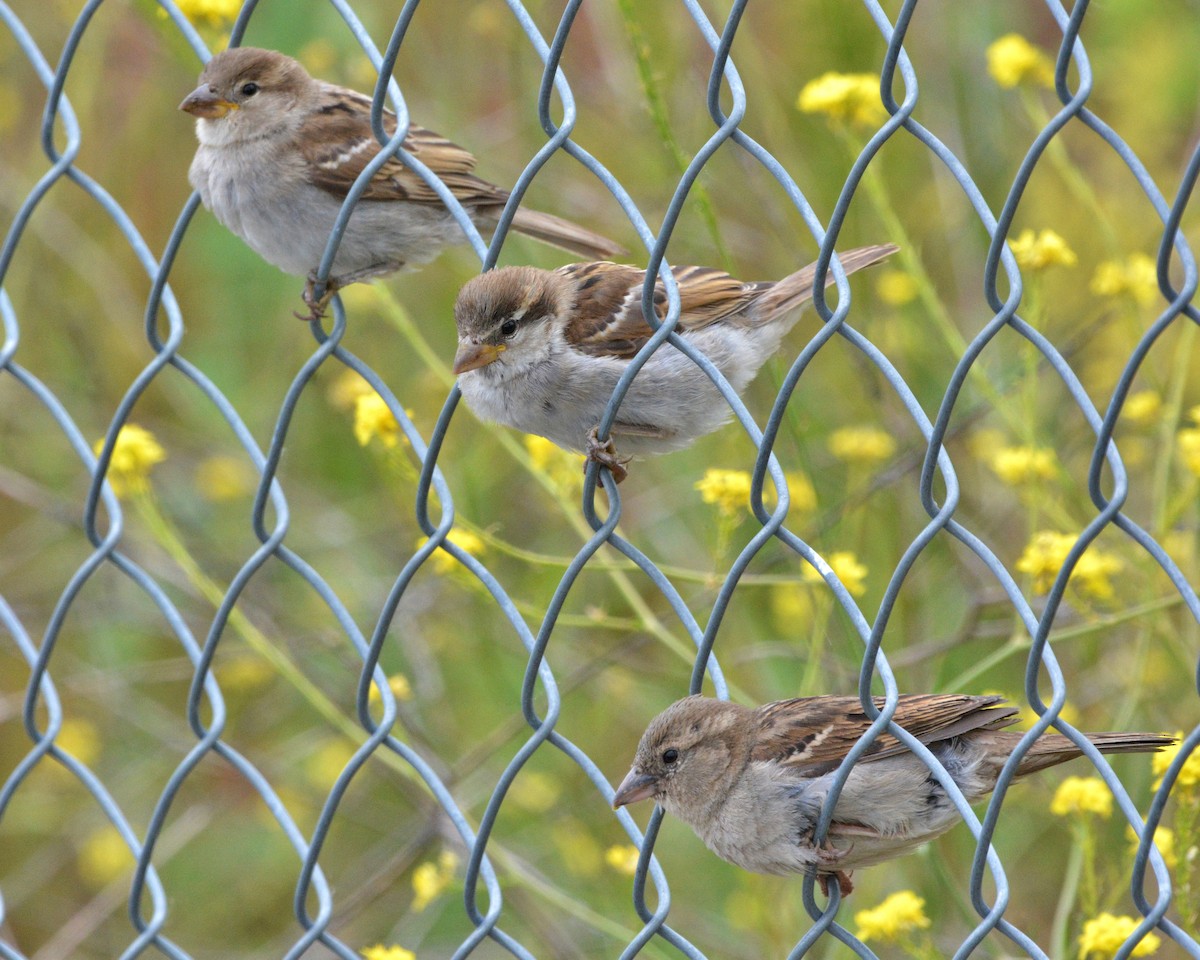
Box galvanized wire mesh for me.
[2,0,1199,957]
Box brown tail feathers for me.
[756,243,899,318]
[507,207,627,261]
[1007,730,1175,778]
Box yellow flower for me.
[55,717,101,767]
[195,454,258,502]
[509,771,561,813]
[989,445,1057,485]
[828,426,896,464]
[218,654,274,692]
[770,585,812,630]
[419,528,486,574]
[1127,824,1177,870]
[876,269,919,307]
[77,826,131,888]
[986,34,1055,89]
[797,72,887,127]
[327,368,374,411]
[1123,390,1162,428]
[1090,253,1158,305]
[783,470,818,513]
[1176,428,1200,477]
[1078,913,1160,958]
[360,946,416,960]
[303,739,356,788]
[1151,733,1199,789]
[174,0,241,27]
[354,393,408,449]
[804,551,868,597]
[1050,776,1112,818]
[1188,405,1200,426]
[525,434,583,493]
[412,850,458,911]
[1009,229,1077,270]
[368,673,413,703]
[94,424,165,498]
[695,468,753,517]
[1015,531,1122,600]
[853,890,931,943]
[605,844,641,876]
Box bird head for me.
[452,266,561,377]
[180,47,312,142]
[613,696,752,821]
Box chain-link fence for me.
[2,0,1199,957]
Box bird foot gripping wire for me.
[298,273,339,322]
[585,426,632,484]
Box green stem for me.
[1049,826,1084,960]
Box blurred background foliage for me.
[2,0,1200,957]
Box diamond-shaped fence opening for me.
[2,1,1199,958]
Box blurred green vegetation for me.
[2,1,1199,958]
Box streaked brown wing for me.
[560,263,764,359]
[750,694,1017,776]
[300,91,509,206]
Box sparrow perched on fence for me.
[612,694,1171,896]
[451,245,896,481]
[180,47,623,319]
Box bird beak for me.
[452,340,505,375]
[179,85,238,119]
[612,768,658,808]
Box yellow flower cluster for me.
[1050,776,1112,818]
[1009,229,1077,271]
[1078,913,1160,958]
[1151,733,1200,789]
[853,889,931,943]
[360,946,416,960]
[695,468,752,517]
[525,434,583,493]
[605,844,641,876]
[876,269,919,307]
[56,717,101,767]
[509,771,561,813]
[1177,427,1200,478]
[1122,390,1162,428]
[77,826,131,888]
[354,393,410,449]
[195,454,258,502]
[803,551,868,597]
[1091,253,1158,305]
[1127,824,1177,870]
[797,72,887,127]
[828,426,896,465]
[412,850,458,912]
[420,528,486,575]
[989,445,1057,485]
[94,424,165,498]
[986,34,1055,89]
[367,673,413,704]
[173,0,241,27]
[1015,531,1122,600]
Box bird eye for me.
[662,748,679,765]
[240,82,260,96]
[499,318,518,337]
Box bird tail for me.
[505,207,627,261]
[754,243,899,320]
[1007,730,1175,778]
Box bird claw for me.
[816,870,855,898]
[298,273,338,322]
[585,426,631,484]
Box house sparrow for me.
[613,694,1171,896]
[451,245,897,480]
[180,47,624,318]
